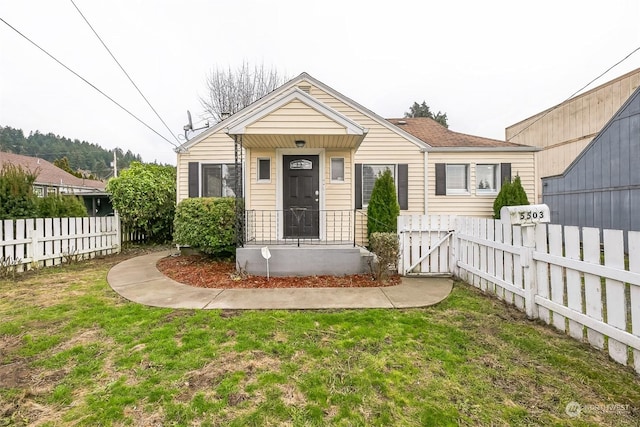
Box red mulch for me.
[156,255,400,289]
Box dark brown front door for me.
[283,155,319,238]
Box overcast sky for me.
[1,0,639,165]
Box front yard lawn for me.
[1,250,638,426]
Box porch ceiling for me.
[233,133,366,149]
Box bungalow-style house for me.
[175,73,537,275]
[0,151,112,216]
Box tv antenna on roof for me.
[183,110,209,140]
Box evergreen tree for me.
[366,169,400,237]
[0,164,38,219]
[493,175,529,219]
[404,101,449,128]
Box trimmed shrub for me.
[106,162,176,243]
[369,232,399,282]
[366,168,400,238]
[493,175,529,219]
[36,194,88,218]
[173,197,236,257]
[0,163,37,219]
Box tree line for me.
[0,126,142,179]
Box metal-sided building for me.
[542,85,640,236]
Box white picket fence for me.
[397,214,455,275]
[399,215,640,374]
[0,216,121,271]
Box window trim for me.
[475,163,500,195]
[330,157,345,183]
[445,163,470,195]
[257,157,271,183]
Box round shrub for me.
[173,197,236,257]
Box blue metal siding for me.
[542,86,640,246]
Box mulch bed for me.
[156,255,400,289]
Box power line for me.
[0,16,179,148]
[69,0,181,146]
[507,46,640,142]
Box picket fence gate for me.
[399,215,640,374]
[0,216,121,271]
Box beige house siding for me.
[427,151,536,217]
[506,68,640,202]
[307,84,427,215]
[246,148,276,211]
[245,99,347,134]
[176,132,237,203]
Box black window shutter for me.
[435,163,446,195]
[355,163,362,209]
[188,162,199,198]
[501,163,512,184]
[397,164,408,210]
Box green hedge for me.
[36,194,88,218]
[173,197,236,256]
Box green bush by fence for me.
[173,197,236,257]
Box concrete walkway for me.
[107,251,453,310]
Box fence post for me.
[450,217,459,276]
[522,224,538,319]
[114,214,122,253]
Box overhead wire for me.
[0,17,179,148]
[69,0,181,146]
[507,46,640,142]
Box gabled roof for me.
[387,118,539,152]
[176,72,430,151]
[0,151,105,191]
[225,87,366,136]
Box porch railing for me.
[245,209,365,246]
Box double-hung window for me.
[445,164,469,194]
[476,164,499,193]
[201,163,240,197]
[362,164,395,206]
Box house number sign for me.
[289,159,312,170]
[500,204,550,226]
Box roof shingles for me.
[0,151,105,191]
[386,117,534,148]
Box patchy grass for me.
[0,250,639,426]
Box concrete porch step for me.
[237,245,373,276]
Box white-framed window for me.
[446,164,469,194]
[202,163,239,197]
[33,186,44,198]
[330,157,345,183]
[363,164,395,206]
[257,158,271,182]
[476,164,499,194]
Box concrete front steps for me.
[236,245,373,276]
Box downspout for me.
[234,134,245,248]
[423,150,429,215]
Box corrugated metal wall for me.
[542,86,640,238]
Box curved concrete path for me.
[107,251,453,310]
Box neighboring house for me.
[542,85,640,238]
[0,151,112,216]
[506,67,640,202]
[175,73,537,275]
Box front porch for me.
[237,208,373,276]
